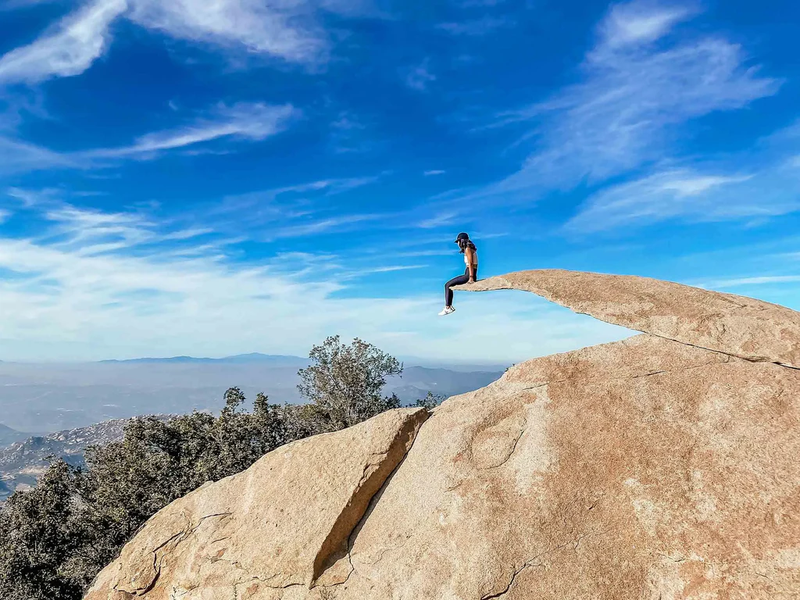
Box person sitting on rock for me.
[439,232,478,316]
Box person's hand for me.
[468,278,475,284]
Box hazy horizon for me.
[0,351,511,370]
[0,357,508,434]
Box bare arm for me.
[466,248,476,282]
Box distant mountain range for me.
[100,353,309,366]
[0,359,504,435]
[0,424,34,447]
[98,353,507,371]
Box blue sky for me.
[0,0,799,363]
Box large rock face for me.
[85,271,800,600]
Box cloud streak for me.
[0,102,297,175]
[85,103,299,159]
[437,17,509,36]
[405,59,436,91]
[0,0,374,85]
[127,0,327,64]
[0,0,127,84]
[566,119,800,232]
[0,136,74,175]
[600,1,693,48]
[0,0,61,9]
[417,212,458,229]
[266,213,384,240]
[565,170,762,232]
[703,275,800,288]
[481,1,780,197]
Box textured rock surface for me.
[457,269,800,367]
[83,408,429,599]
[85,271,800,599]
[343,335,800,599]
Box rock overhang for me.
[456,269,800,368]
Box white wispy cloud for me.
[0,0,127,84]
[329,111,373,154]
[480,1,780,196]
[267,213,384,240]
[6,187,59,207]
[437,17,509,36]
[424,170,446,176]
[40,200,213,256]
[225,179,360,205]
[0,197,631,362]
[331,112,364,131]
[127,0,327,64]
[566,168,800,232]
[0,0,61,10]
[417,212,459,229]
[357,264,428,274]
[600,1,693,48]
[566,117,800,232]
[702,275,800,288]
[405,59,436,91]
[0,89,51,129]
[455,0,506,6]
[392,249,453,258]
[0,136,73,174]
[215,175,381,228]
[84,102,299,159]
[0,102,297,175]
[0,0,372,85]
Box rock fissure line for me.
[311,409,430,585]
[512,352,732,392]
[656,552,687,564]
[230,575,306,595]
[479,557,546,599]
[326,551,356,589]
[643,332,794,371]
[112,532,179,595]
[327,410,437,588]
[633,370,667,379]
[479,533,597,600]
[114,512,233,596]
[540,310,787,371]
[146,553,164,595]
[484,422,528,470]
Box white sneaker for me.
[438,306,456,316]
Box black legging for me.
[445,266,478,306]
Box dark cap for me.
[454,232,469,243]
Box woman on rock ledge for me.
[439,232,478,316]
